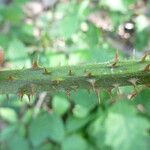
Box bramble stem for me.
[0,60,150,95]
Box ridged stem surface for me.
[0,60,150,95]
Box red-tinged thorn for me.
[128,91,137,100]
[141,53,148,63]
[111,50,119,67]
[144,64,150,71]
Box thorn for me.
[18,90,25,101]
[144,64,150,71]
[107,87,113,96]
[27,94,31,102]
[112,83,120,94]
[7,76,15,81]
[140,53,148,63]
[95,88,101,104]
[85,72,94,78]
[43,68,51,75]
[84,69,93,78]
[68,70,73,76]
[66,89,70,98]
[128,91,137,100]
[111,50,119,67]
[32,59,39,69]
[52,80,60,85]
[128,78,138,87]
[87,79,96,91]
[30,84,35,96]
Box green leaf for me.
[86,111,110,149]
[0,123,28,150]
[84,24,100,47]
[8,134,30,150]
[101,0,126,12]
[84,47,116,63]
[101,0,136,12]
[133,89,150,116]
[61,134,88,150]
[60,13,81,38]
[58,1,89,39]
[7,38,28,60]
[0,107,18,123]
[66,115,94,133]
[35,143,56,150]
[134,28,149,50]
[70,89,98,112]
[7,38,29,67]
[0,34,10,49]
[52,95,70,116]
[105,101,150,150]
[0,125,17,141]
[29,113,65,147]
[3,4,24,24]
[73,104,89,118]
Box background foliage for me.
[0,0,150,150]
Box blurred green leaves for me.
[0,0,150,149]
[105,101,150,150]
[0,108,18,123]
[58,0,89,39]
[7,38,28,60]
[52,95,70,116]
[133,89,150,116]
[100,0,136,13]
[0,2,24,24]
[29,113,65,147]
[61,134,88,150]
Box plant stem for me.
[0,60,150,95]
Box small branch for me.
[0,60,150,95]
